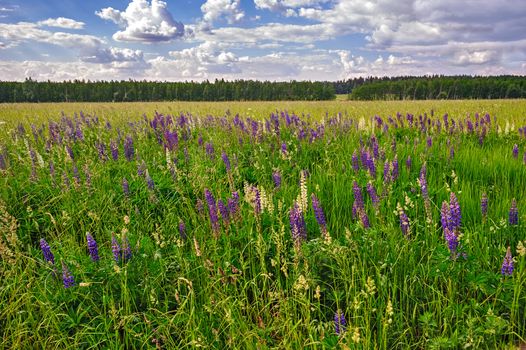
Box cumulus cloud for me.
[0,22,102,49]
[201,0,244,25]
[37,17,85,30]
[96,0,186,43]
[254,0,329,12]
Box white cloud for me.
[254,0,329,11]
[96,0,186,43]
[201,0,244,25]
[37,17,85,30]
[0,22,102,49]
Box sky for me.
[0,0,525,81]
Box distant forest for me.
[0,75,524,102]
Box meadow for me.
[1,100,526,349]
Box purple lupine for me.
[501,246,514,276]
[204,189,220,233]
[391,157,399,181]
[40,238,55,264]
[311,194,327,233]
[218,199,230,223]
[289,203,307,244]
[178,221,187,240]
[509,199,518,226]
[146,172,155,191]
[334,310,346,336]
[367,156,376,178]
[122,235,132,261]
[399,209,410,236]
[122,177,130,197]
[86,233,100,262]
[383,161,391,183]
[124,136,134,161]
[222,151,231,171]
[406,155,412,170]
[111,234,121,263]
[62,171,70,190]
[353,181,364,211]
[253,187,261,215]
[273,171,282,188]
[351,150,360,172]
[228,191,240,219]
[72,165,81,187]
[280,142,287,155]
[110,140,118,161]
[481,192,488,218]
[61,261,75,288]
[66,144,74,161]
[444,228,459,256]
[449,192,461,231]
[360,211,370,229]
[513,144,519,159]
[441,201,451,233]
[0,153,6,171]
[205,142,215,159]
[198,134,203,147]
[96,142,107,161]
[419,164,429,199]
[83,164,92,188]
[137,161,146,177]
[449,147,455,160]
[367,182,380,208]
[426,136,432,148]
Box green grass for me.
[1,100,526,349]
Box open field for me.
[1,100,526,348]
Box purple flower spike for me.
[122,235,132,261]
[399,209,410,236]
[122,177,130,197]
[501,246,514,276]
[111,234,121,263]
[481,192,488,218]
[513,144,519,159]
[86,233,99,262]
[441,201,451,233]
[311,194,327,232]
[289,202,307,244]
[352,181,364,211]
[449,192,461,231]
[222,152,231,171]
[110,140,119,161]
[444,228,459,256]
[509,199,518,226]
[178,221,187,240]
[61,261,75,288]
[351,150,360,172]
[273,171,282,188]
[218,199,230,223]
[124,136,134,161]
[366,182,379,208]
[40,238,55,264]
[334,310,346,336]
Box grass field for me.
[1,100,526,349]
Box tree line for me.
[0,75,524,102]
[345,75,526,100]
[0,79,335,103]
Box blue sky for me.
[1,0,525,81]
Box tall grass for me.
[0,101,525,349]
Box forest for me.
[0,76,524,102]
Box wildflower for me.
[366,182,379,209]
[289,202,307,244]
[352,181,364,211]
[441,201,451,233]
[122,234,132,261]
[205,142,215,159]
[40,238,55,264]
[399,209,410,237]
[352,150,360,172]
[124,136,134,161]
[122,177,130,196]
[513,144,519,158]
[111,234,121,263]
[218,199,230,223]
[311,194,327,233]
[110,140,118,160]
[61,261,75,288]
[406,155,411,170]
[222,152,231,171]
[145,170,155,191]
[391,156,399,181]
[334,310,347,335]
[509,199,518,226]
[481,192,488,218]
[204,189,220,233]
[449,192,461,231]
[444,228,459,256]
[273,171,282,188]
[501,246,513,276]
[178,221,187,240]
[86,232,99,262]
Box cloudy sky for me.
[1,0,525,81]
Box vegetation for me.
[0,79,335,103]
[1,100,526,348]
[348,75,526,100]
